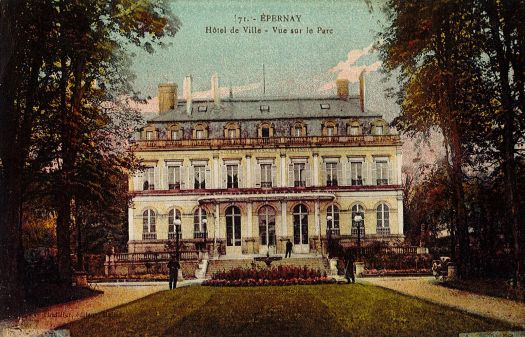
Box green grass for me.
[65,284,516,337]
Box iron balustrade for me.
[376,227,391,236]
[134,135,401,150]
[168,232,182,240]
[326,228,341,237]
[113,250,199,262]
[142,233,157,240]
[193,231,208,239]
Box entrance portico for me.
[197,192,335,257]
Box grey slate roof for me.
[149,95,382,123]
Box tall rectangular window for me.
[293,163,306,187]
[143,167,155,190]
[325,162,338,186]
[226,164,239,188]
[146,131,153,140]
[350,161,363,186]
[194,165,206,189]
[375,161,389,185]
[171,130,181,140]
[260,164,272,188]
[195,130,205,139]
[167,166,181,189]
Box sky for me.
[130,0,399,120]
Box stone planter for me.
[73,271,88,287]
[447,264,457,280]
[355,262,365,277]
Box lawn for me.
[65,284,516,337]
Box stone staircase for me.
[205,256,330,279]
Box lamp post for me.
[174,217,182,261]
[353,212,363,257]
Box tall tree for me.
[0,0,179,314]
[377,0,489,278]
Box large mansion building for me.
[128,74,404,257]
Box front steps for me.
[205,255,330,279]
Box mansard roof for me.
[149,95,382,123]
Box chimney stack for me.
[211,73,221,107]
[336,79,349,100]
[183,75,192,115]
[359,70,366,113]
[158,83,177,114]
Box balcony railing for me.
[168,183,181,190]
[142,233,157,240]
[134,135,401,150]
[261,181,272,188]
[376,227,391,236]
[326,228,341,237]
[168,232,182,240]
[193,231,208,239]
[351,227,366,237]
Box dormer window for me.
[224,122,240,139]
[291,122,306,137]
[169,123,183,140]
[347,120,362,136]
[192,123,209,139]
[258,122,274,138]
[198,105,208,112]
[146,131,153,140]
[322,120,338,136]
[372,119,389,135]
[260,105,270,112]
[320,103,330,110]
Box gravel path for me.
[0,280,200,333]
[364,276,525,328]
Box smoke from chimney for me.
[211,73,220,107]
[183,75,192,115]
[359,70,366,113]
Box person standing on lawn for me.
[345,252,355,284]
[285,239,293,258]
[167,256,181,290]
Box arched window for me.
[224,122,240,139]
[291,122,306,137]
[142,209,156,240]
[258,122,274,138]
[226,206,242,247]
[192,123,208,139]
[372,119,389,135]
[258,206,276,246]
[322,120,338,136]
[168,123,183,140]
[376,203,390,235]
[326,204,340,233]
[347,120,361,136]
[142,125,157,140]
[194,208,207,238]
[168,209,182,240]
[351,204,365,237]
[293,204,308,245]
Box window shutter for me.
[221,164,227,189]
[336,162,343,186]
[320,164,327,186]
[255,164,261,187]
[288,163,294,187]
[304,165,311,187]
[371,162,377,185]
[388,163,393,185]
[154,166,160,190]
[205,167,211,189]
[236,164,243,188]
[188,166,195,190]
[134,172,143,191]
[271,164,277,187]
[365,161,370,185]
[181,166,188,189]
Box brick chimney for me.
[158,83,177,114]
[183,75,192,115]
[336,79,349,100]
[211,73,220,108]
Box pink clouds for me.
[319,44,382,92]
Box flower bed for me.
[362,268,432,277]
[202,266,336,287]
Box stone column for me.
[213,154,220,189]
[245,154,252,188]
[280,153,286,187]
[214,203,220,254]
[128,207,134,242]
[396,148,402,184]
[247,202,253,237]
[397,194,404,235]
[313,152,319,186]
[315,200,320,236]
[281,201,287,236]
